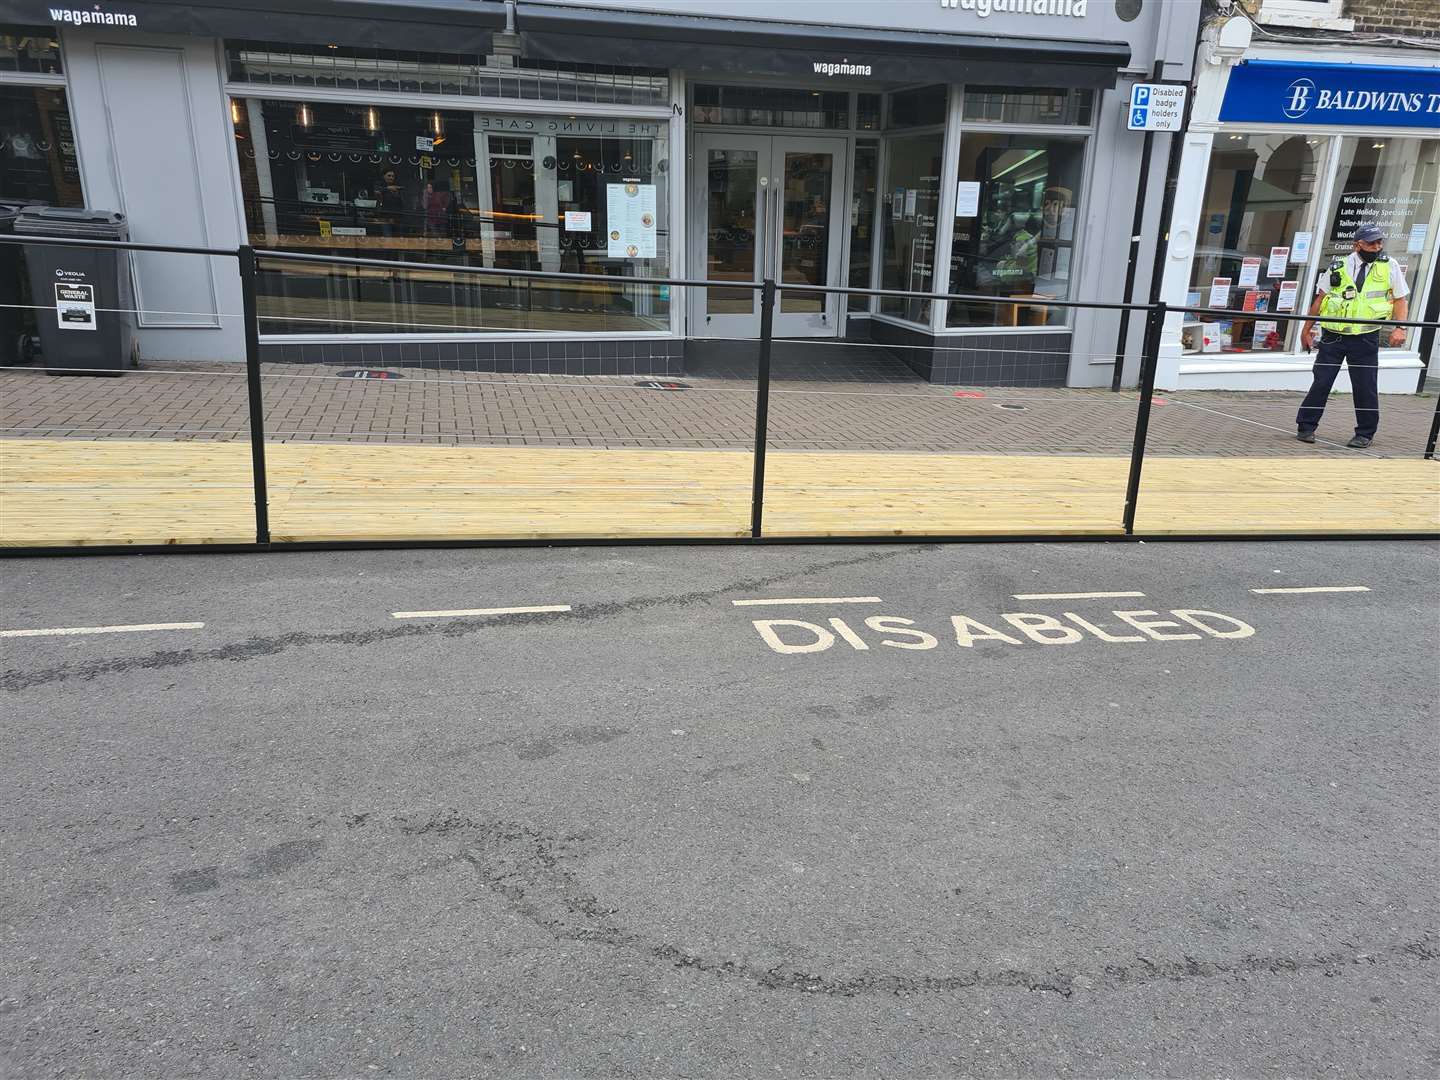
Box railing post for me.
[750,278,777,538]
[1424,388,1439,461]
[239,245,271,545]
[1122,301,1166,535]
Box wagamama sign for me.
[48,6,139,26]
[939,0,1089,16]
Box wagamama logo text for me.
[49,7,139,27]
[940,0,1089,16]
[814,61,872,77]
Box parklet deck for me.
[1,439,1436,546]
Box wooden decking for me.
[1,439,1436,546]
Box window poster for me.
[1209,277,1232,307]
[606,182,657,258]
[1237,258,1261,288]
[1407,223,1428,253]
[1058,207,1075,242]
[1252,320,1279,349]
[904,189,918,220]
[955,181,981,218]
[1276,280,1299,311]
[564,211,592,232]
[1241,290,1269,313]
[1291,231,1312,263]
[1267,246,1290,277]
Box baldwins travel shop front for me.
[1154,15,1440,393]
[0,0,1201,385]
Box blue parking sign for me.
[1133,86,1151,107]
[1131,107,1148,128]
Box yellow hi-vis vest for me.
[1319,256,1394,335]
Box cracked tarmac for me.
[1,539,1437,1078]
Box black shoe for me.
[1346,435,1372,449]
[1296,428,1317,443]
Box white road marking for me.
[0,622,204,639]
[391,605,572,619]
[1250,586,1370,595]
[731,597,882,607]
[1011,591,1146,600]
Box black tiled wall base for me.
[863,320,1070,386]
[260,338,685,376]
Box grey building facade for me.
[0,0,1202,384]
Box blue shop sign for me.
[1219,60,1440,129]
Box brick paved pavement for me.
[2,353,1436,459]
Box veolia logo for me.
[1283,79,1316,119]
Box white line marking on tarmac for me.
[1011,591,1146,600]
[730,597,883,607]
[391,605,572,619]
[0,622,205,639]
[1250,586,1371,595]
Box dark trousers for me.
[1297,330,1380,438]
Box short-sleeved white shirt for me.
[1315,252,1410,300]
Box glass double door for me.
[694,132,845,338]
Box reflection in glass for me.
[232,97,670,334]
[779,151,833,314]
[1320,137,1439,349]
[692,84,848,130]
[705,148,759,315]
[1183,133,1328,354]
[0,84,81,205]
[848,141,878,312]
[879,132,943,323]
[947,132,1085,328]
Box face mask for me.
[1357,246,1382,264]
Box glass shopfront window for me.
[1,25,62,74]
[692,84,848,130]
[1319,136,1440,348]
[847,140,878,313]
[0,84,81,205]
[878,132,944,323]
[227,41,668,106]
[1183,133,1330,355]
[232,98,670,335]
[946,132,1085,328]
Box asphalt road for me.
[1,540,1437,1079]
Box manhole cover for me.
[996,403,1027,411]
[635,380,691,391]
[337,369,402,380]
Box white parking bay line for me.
[391,605,572,620]
[0,622,205,639]
[1250,586,1371,595]
[731,597,883,607]
[1011,591,1146,601]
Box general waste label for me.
[1128,83,1187,132]
[54,282,96,331]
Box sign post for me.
[1112,78,1189,391]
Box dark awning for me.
[514,2,1131,90]
[1,0,507,54]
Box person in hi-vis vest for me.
[1296,223,1409,449]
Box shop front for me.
[1156,25,1440,392]
[1,0,1202,384]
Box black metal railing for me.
[1,231,1437,552]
